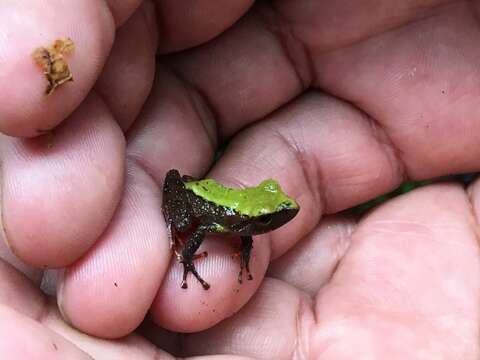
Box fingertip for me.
[1,94,125,268]
[151,238,269,333]
[0,305,93,359]
[58,160,167,338]
[0,0,115,137]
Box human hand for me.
[1,1,479,358]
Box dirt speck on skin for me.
[32,38,75,95]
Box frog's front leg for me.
[239,236,254,283]
[180,227,210,290]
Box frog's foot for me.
[180,258,210,290]
[238,236,254,284]
[238,256,253,284]
[231,250,253,283]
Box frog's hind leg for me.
[238,236,254,283]
[170,231,207,261]
[180,227,210,290]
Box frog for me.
[162,169,300,290]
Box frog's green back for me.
[184,178,299,217]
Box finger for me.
[0,256,170,359]
[167,2,480,178]
[59,65,217,338]
[268,215,356,296]
[153,234,271,333]
[0,305,93,359]
[1,94,125,268]
[163,4,302,137]
[96,1,158,131]
[129,66,238,334]
[272,0,447,50]
[127,65,218,180]
[0,259,45,319]
[156,0,254,52]
[180,279,308,358]
[311,183,480,358]
[0,260,93,358]
[210,92,402,248]
[0,0,115,137]
[58,160,167,338]
[127,65,262,334]
[311,2,480,178]
[0,232,41,283]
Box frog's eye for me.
[257,214,272,225]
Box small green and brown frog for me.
[162,169,299,290]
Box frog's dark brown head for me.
[234,207,300,236]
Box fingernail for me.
[56,269,72,324]
[0,169,14,256]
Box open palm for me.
[0,1,479,358]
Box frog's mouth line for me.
[220,207,299,236]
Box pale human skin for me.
[0,0,480,358]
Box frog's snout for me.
[280,207,300,225]
[251,206,299,235]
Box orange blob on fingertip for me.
[32,38,75,95]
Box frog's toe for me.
[180,260,210,290]
[190,267,210,290]
[237,270,253,284]
[246,264,253,281]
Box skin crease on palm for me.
[1,0,480,358]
